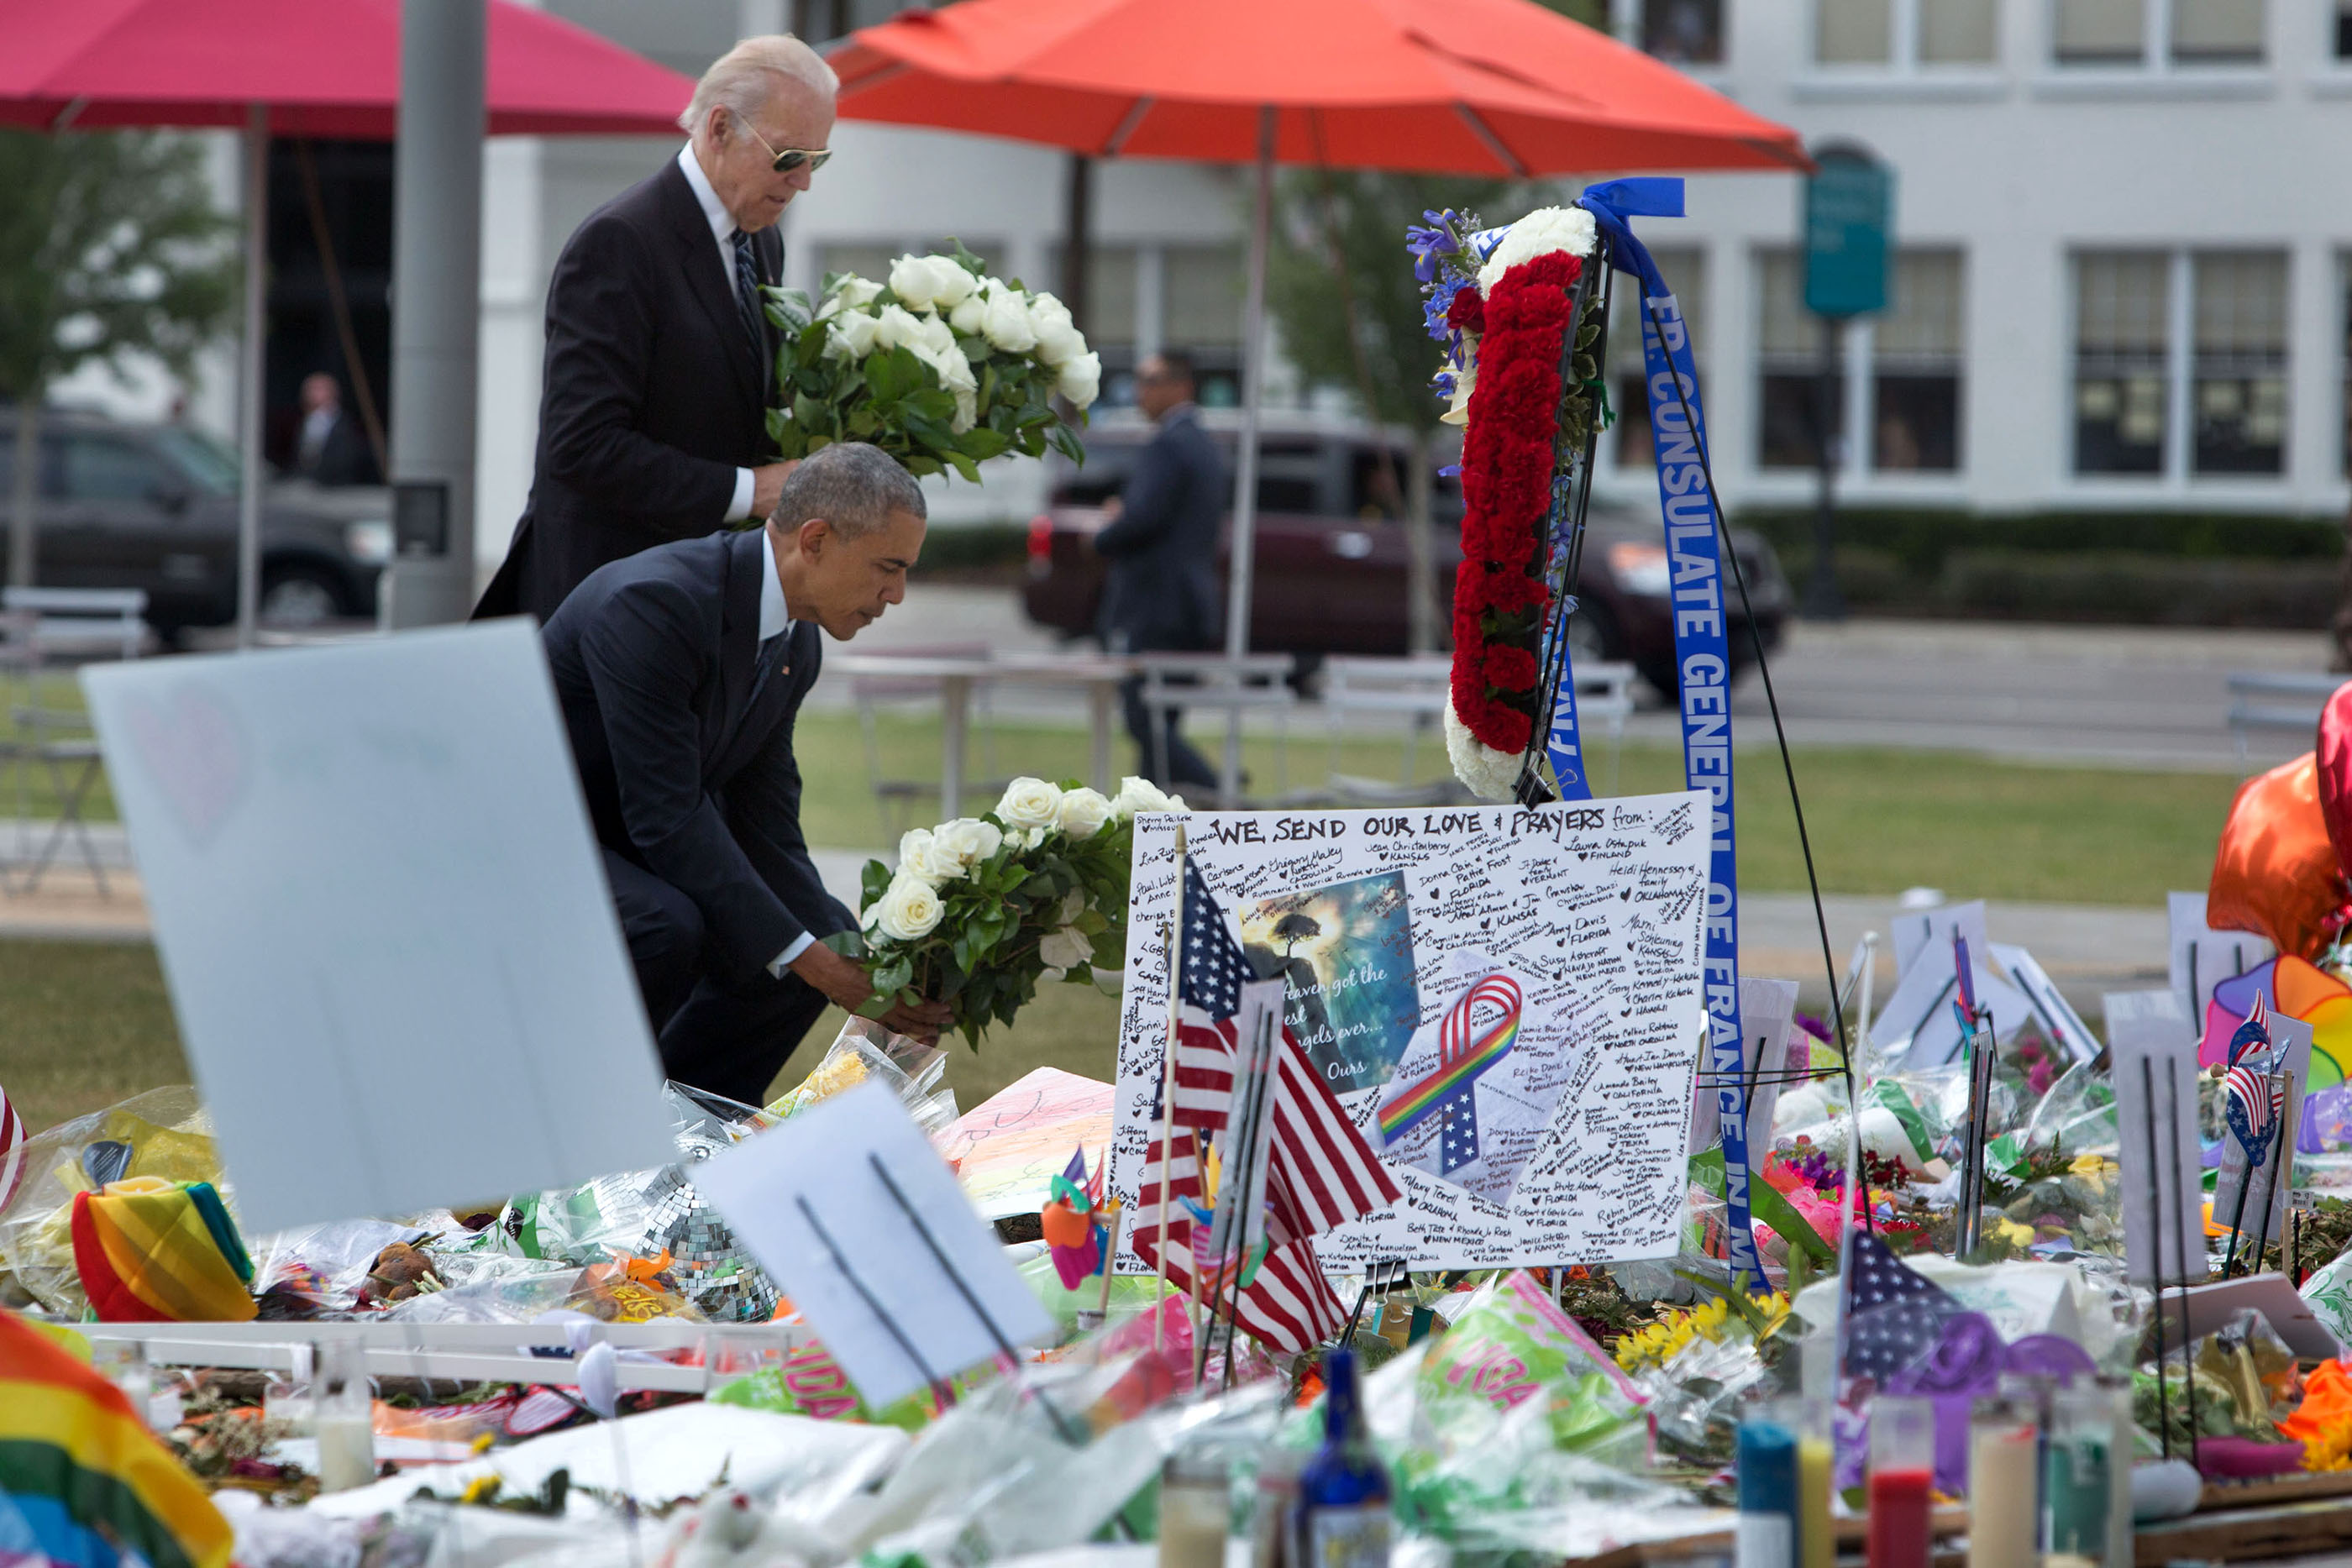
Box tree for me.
[1266,170,1523,653]
[0,130,239,587]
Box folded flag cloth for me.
[71,1177,255,1324]
[0,1307,234,1568]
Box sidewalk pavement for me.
[0,839,2171,1021]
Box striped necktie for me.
[730,229,765,365]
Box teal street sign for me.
[1803,149,1891,319]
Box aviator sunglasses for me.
[734,112,832,175]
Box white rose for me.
[873,303,926,353]
[995,776,1063,831]
[948,292,988,336]
[929,262,978,308]
[898,826,960,884]
[1054,786,1114,839]
[824,308,882,361]
[979,290,1038,354]
[1015,825,1048,852]
[913,309,958,359]
[952,386,978,434]
[1060,888,1087,923]
[924,343,977,393]
[932,816,1004,873]
[1110,775,1170,818]
[1029,295,1088,367]
[870,874,944,941]
[834,276,884,309]
[1039,925,1094,972]
[1165,794,1189,812]
[1057,350,1101,411]
[887,253,957,312]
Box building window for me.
[1641,0,1725,63]
[1872,251,1965,471]
[1610,249,1707,471]
[2073,252,2170,474]
[2192,252,2286,475]
[1756,249,1842,471]
[1817,0,1996,64]
[2054,0,2265,64]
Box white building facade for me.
[1589,0,2352,522]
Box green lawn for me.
[0,700,2241,1138]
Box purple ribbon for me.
[1879,1314,2098,1496]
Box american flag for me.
[2224,992,2282,1169]
[1165,861,1401,1241]
[0,1081,22,1211]
[1841,1230,1961,1386]
[1128,1125,1342,1354]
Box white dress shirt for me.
[758,537,816,975]
[677,144,759,526]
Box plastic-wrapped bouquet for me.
[828,776,1185,1048]
[761,241,1099,481]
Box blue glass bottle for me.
[1289,1348,1391,1568]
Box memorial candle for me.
[1737,1403,1798,1568]
[1968,1398,2040,1568]
[1867,1396,1935,1568]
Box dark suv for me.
[0,411,388,640]
[1021,413,1790,697]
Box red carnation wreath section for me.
[1451,249,1583,761]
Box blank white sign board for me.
[82,620,676,1235]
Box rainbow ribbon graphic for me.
[1378,973,1523,1174]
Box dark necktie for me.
[749,627,790,706]
[731,229,765,367]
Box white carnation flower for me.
[1475,205,1598,294]
[1054,786,1114,840]
[979,290,1039,354]
[871,874,944,941]
[1039,925,1094,972]
[873,303,926,353]
[898,826,961,884]
[1057,350,1101,411]
[932,816,1004,873]
[824,308,882,361]
[948,292,988,336]
[1442,698,1521,801]
[1110,775,1171,818]
[995,775,1063,831]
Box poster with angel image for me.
[1110,793,1714,1268]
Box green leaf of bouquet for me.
[942,448,982,484]
[956,427,1010,462]
[903,454,943,477]
[822,928,867,961]
[847,408,879,438]
[1047,422,1087,464]
[864,349,908,403]
[792,391,827,429]
[860,860,891,907]
[796,320,829,370]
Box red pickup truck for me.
[1021,413,1791,698]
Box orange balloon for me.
[2210,753,2345,961]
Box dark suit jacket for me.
[1091,406,1226,653]
[543,528,848,976]
[478,156,783,624]
[299,412,376,487]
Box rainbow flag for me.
[71,1178,255,1324]
[0,1308,232,1568]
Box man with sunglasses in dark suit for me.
[544,443,951,1105]
[478,35,841,624]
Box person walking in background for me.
[542,443,951,1105]
[291,373,374,485]
[1094,350,1226,789]
[475,34,836,623]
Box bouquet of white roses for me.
[759,241,1099,483]
[825,775,1184,1049]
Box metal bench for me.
[0,586,148,663]
[2224,671,2349,763]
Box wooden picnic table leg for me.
[940,674,970,822]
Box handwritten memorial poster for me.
[1111,794,1712,1268]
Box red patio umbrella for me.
[0,0,693,641]
[829,0,1803,796]
[0,0,689,135]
